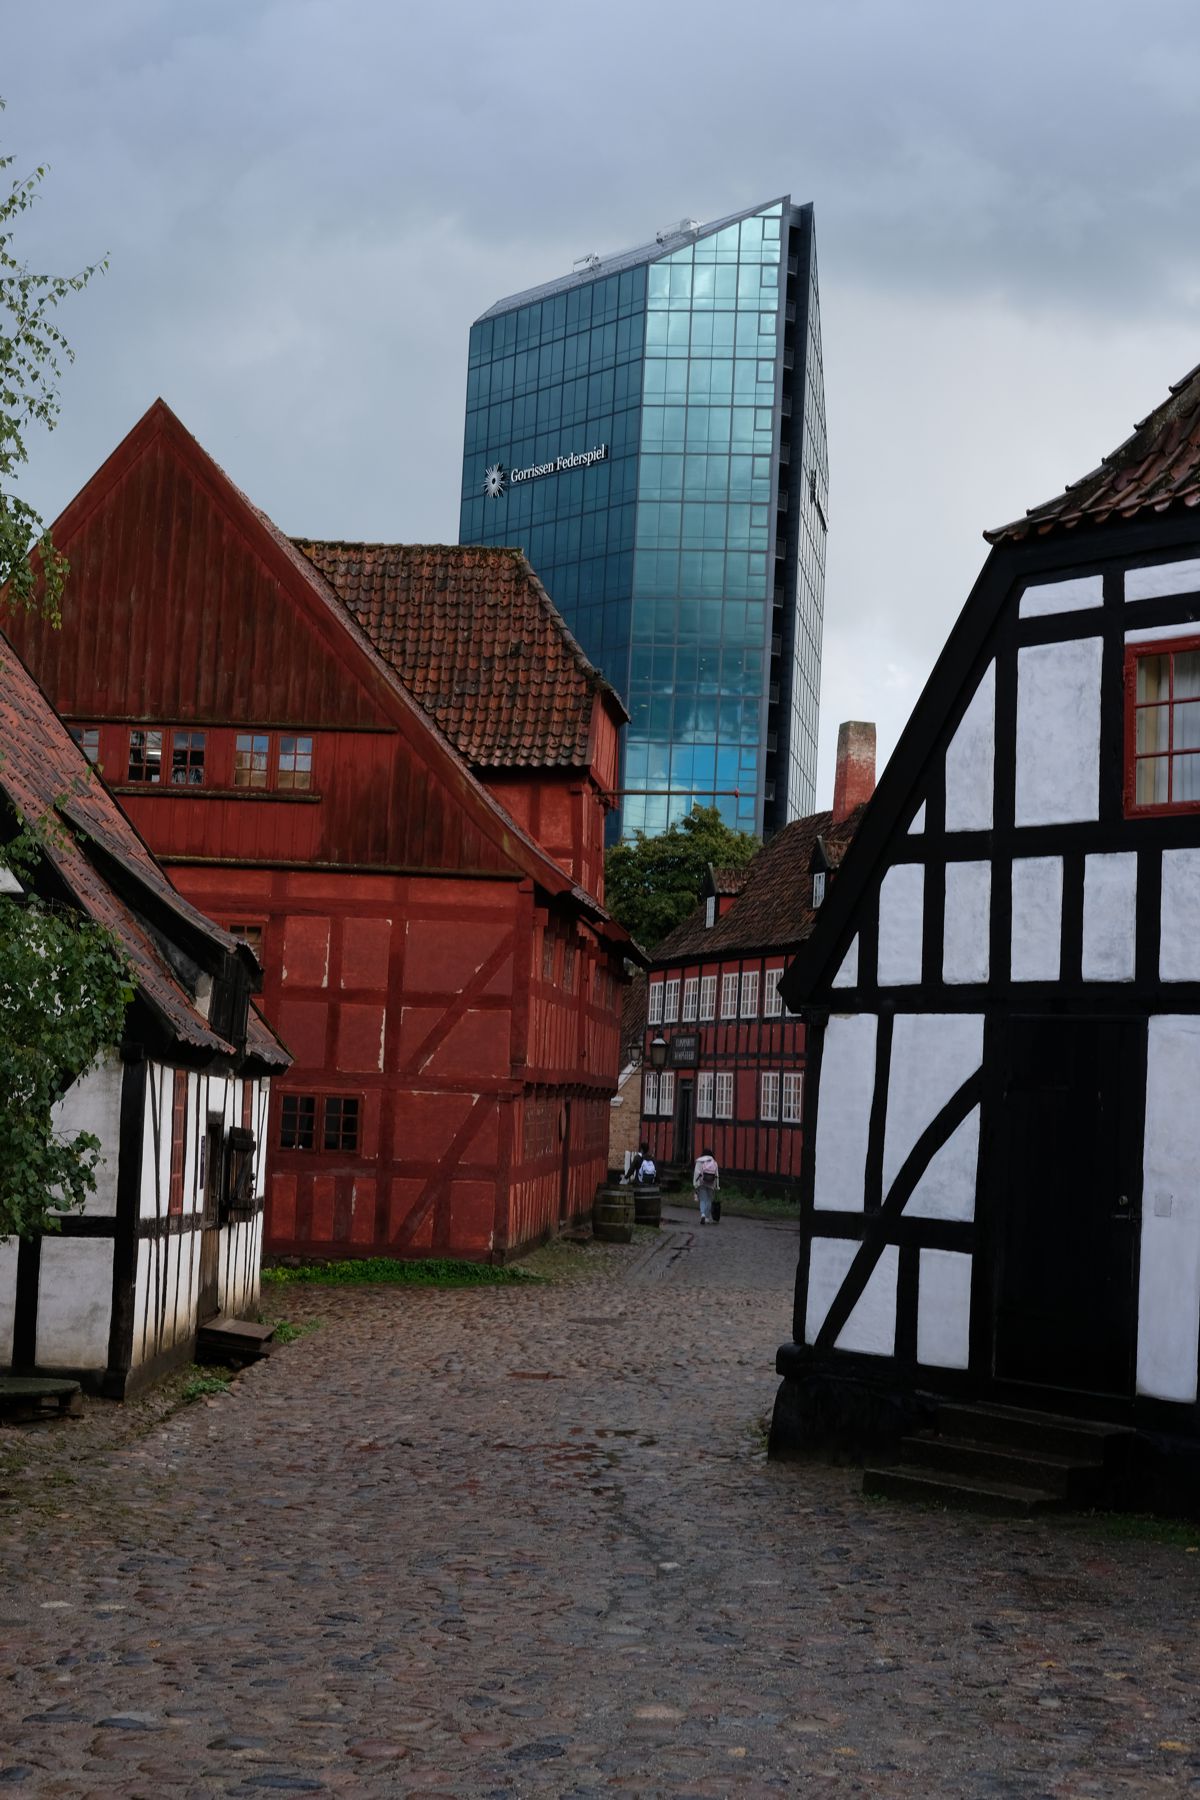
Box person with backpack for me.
[693,1148,720,1225]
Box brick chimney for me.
[832,721,876,822]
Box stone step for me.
[863,1463,1064,1517]
[898,1432,1103,1500]
[0,1376,83,1420]
[935,1400,1129,1461]
[196,1317,275,1364]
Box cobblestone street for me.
[3,1210,1200,1797]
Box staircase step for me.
[864,1464,1064,1517]
[196,1317,275,1363]
[899,1433,1102,1498]
[936,1401,1128,1460]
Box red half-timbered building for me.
[7,400,632,1262]
[641,724,874,1186]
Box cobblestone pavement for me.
[3,1209,1200,1797]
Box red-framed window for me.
[1126,638,1200,815]
[170,730,207,785]
[69,726,101,764]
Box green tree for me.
[0,110,126,1239]
[605,805,759,949]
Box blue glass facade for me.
[460,197,826,839]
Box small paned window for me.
[643,1070,659,1116]
[277,735,314,791]
[740,970,760,1018]
[682,977,699,1022]
[760,1071,780,1121]
[659,1070,675,1116]
[647,982,664,1026]
[1126,641,1200,812]
[542,934,555,981]
[70,726,100,764]
[782,1071,804,1123]
[764,968,783,1018]
[323,1096,360,1153]
[663,977,681,1023]
[696,1070,715,1118]
[280,1094,317,1150]
[128,729,163,783]
[699,975,717,1021]
[715,1071,734,1119]
[812,870,827,908]
[229,922,264,953]
[705,895,716,928]
[171,730,206,785]
[234,733,270,789]
[720,972,740,1019]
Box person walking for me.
[693,1148,720,1224]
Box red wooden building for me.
[641,724,874,1186]
[7,400,633,1262]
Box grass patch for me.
[671,1184,799,1222]
[1070,1510,1200,1548]
[181,1374,230,1401]
[262,1256,543,1288]
[266,1317,322,1345]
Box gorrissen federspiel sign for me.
[483,443,608,500]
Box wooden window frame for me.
[127,728,163,784]
[1124,635,1200,816]
[647,982,664,1026]
[719,972,739,1019]
[782,1070,803,1123]
[278,1092,362,1155]
[698,974,717,1021]
[740,969,760,1018]
[659,1070,675,1116]
[643,1070,659,1117]
[696,1070,714,1118]
[682,976,699,1022]
[714,1071,734,1120]
[763,967,783,1018]
[663,976,681,1023]
[760,1070,780,1121]
[169,729,207,786]
[69,725,101,764]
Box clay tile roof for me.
[709,865,750,897]
[0,623,285,1062]
[291,542,626,771]
[986,361,1200,544]
[651,805,867,963]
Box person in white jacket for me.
[693,1149,720,1224]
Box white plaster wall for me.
[834,1245,898,1357]
[1019,573,1103,618]
[1137,1016,1200,1403]
[220,1215,262,1318]
[0,1240,18,1364]
[141,1064,170,1219]
[943,862,991,984]
[1010,857,1063,982]
[917,1249,972,1369]
[1015,639,1102,826]
[1082,854,1138,982]
[904,1111,980,1222]
[1160,850,1200,982]
[908,802,926,835]
[805,1238,858,1343]
[882,1013,984,1197]
[877,865,924,986]
[944,662,995,833]
[51,1054,123,1217]
[831,936,859,989]
[1126,557,1200,602]
[36,1239,113,1369]
[813,1014,877,1212]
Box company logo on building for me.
[483,443,608,498]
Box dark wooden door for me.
[198,1123,224,1322]
[993,1017,1143,1396]
[675,1080,694,1168]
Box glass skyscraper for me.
[459,196,827,839]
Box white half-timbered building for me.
[0,626,289,1395]
[773,364,1200,1502]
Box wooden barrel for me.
[632,1183,662,1229]
[592,1186,634,1244]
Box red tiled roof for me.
[292,542,626,770]
[709,865,750,897]
[987,361,1200,543]
[650,806,866,964]
[0,622,287,1064]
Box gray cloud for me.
[4,0,1200,795]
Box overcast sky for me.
[5,0,1200,805]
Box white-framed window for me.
[663,977,680,1024]
[760,1071,780,1120]
[764,967,784,1018]
[647,982,664,1026]
[705,895,716,928]
[699,975,717,1021]
[715,1071,734,1119]
[720,972,740,1019]
[682,976,699,1022]
[782,1071,803,1123]
[812,870,827,908]
[740,969,760,1018]
[643,1071,658,1115]
[659,1070,675,1116]
[696,1070,715,1118]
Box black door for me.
[675,1079,694,1167]
[993,1017,1143,1396]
